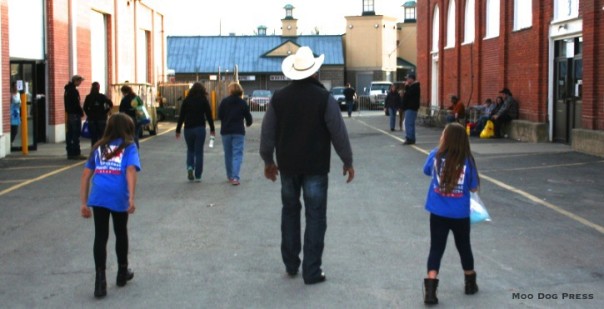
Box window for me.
[485,0,500,38]
[446,0,456,48]
[554,0,579,21]
[403,1,417,22]
[363,0,375,14]
[432,5,440,52]
[514,0,532,30]
[464,0,475,43]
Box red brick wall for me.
[417,0,603,130]
[47,0,71,126]
[2,0,9,134]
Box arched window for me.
[485,0,500,39]
[446,0,456,48]
[464,0,475,43]
[514,0,532,30]
[432,5,440,52]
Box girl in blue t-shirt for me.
[80,113,141,298]
[422,122,479,305]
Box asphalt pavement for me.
[1,111,603,308]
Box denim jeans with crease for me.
[280,174,328,280]
[221,134,245,181]
[404,109,418,142]
[184,126,206,179]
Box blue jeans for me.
[404,110,418,142]
[388,107,398,130]
[280,174,328,280]
[66,114,82,156]
[346,100,354,117]
[222,134,245,181]
[184,127,206,179]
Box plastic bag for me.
[132,96,150,125]
[81,120,91,139]
[470,192,491,224]
[480,120,494,139]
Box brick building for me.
[417,0,604,156]
[1,0,166,158]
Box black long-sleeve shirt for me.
[176,94,215,133]
[64,82,83,116]
[218,95,252,135]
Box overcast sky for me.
[150,0,407,36]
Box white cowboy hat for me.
[281,46,324,80]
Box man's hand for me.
[343,166,355,183]
[264,163,279,182]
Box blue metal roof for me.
[167,35,344,74]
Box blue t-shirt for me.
[11,94,21,125]
[423,148,479,219]
[85,139,141,212]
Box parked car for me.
[369,81,392,110]
[249,90,272,111]
[330,86,357,111]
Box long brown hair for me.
[187,82,208,99]
[435,123,478,193]
[90,113,135,160]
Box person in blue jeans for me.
[384,84,401,131]
[260,46,355,285]
[64,75,86,159]
[175,82,215,182]
[401,72,420,145]
[421,123,480,304]
[218,82,252,185]
[343,83,356,118]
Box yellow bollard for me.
[20,92,28,155]
[211,90,217,120]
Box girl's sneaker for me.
[187,168,194,181]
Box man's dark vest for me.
[271,79,331,175]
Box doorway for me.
[10,60,46,151]
[553,37,582,143]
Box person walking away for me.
[260,46,355,285]
[343,83,356,118]
[491,88,519,138]
[422,122,480,304]
[401,72,420,145]
[218,82,253,185]
[10,82,21,145]
[65,75,86,159]
[84,82,113,146]
[385,84,401,131]
[175,82,216,182]
[118,85,143,148]
[79,113,141,298]
[446,95,465,123]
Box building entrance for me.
[10,61,46,151]
[553,37,582,143]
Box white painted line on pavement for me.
[356,118,604,235]
[0,161,85,197]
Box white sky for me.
[149,0,407,36]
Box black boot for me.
[465,272,479,295]
[116,265,134,287]
[94,268,107,298]
[424,278,439,305]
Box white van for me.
[369,81,393,109]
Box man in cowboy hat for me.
[260,46,355,285]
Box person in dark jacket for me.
[118,85,142,148]
[65,75,86,159]
[401,72,420,145]
[218,82,253,185]
[491,88,519,138]
[83,82,113,146]
[175,82,216,182]
[260,46,355,285]
[384,84,402,131]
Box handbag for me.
[480,120,495,138]
[81,120,91,139]
[470,192,491,224]
[132,96,150,125]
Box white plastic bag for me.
[470,192,491,224]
